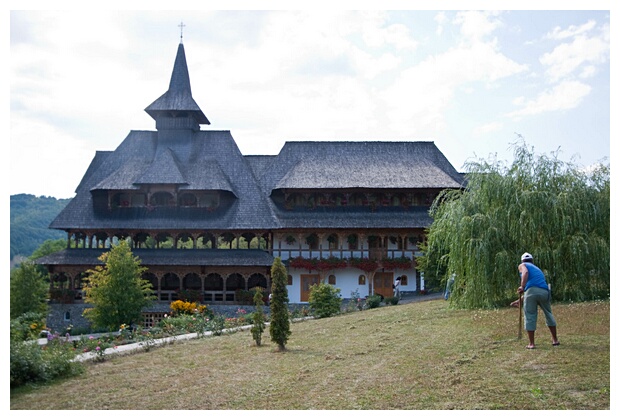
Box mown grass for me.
[10,298,610,410]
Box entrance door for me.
[374,272,394,298]
[300,274,320,302]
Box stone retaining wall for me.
[47,302,309,333]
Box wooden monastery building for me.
[36,40,465,330]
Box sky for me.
[6,2,615,199]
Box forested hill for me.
[10,194,70,263]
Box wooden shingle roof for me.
[258,141,465,193]
[48,42,464,234]
[145,43,210,125]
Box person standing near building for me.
[393,276,401,299]
[517,252,560,349]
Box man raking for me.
[511,252,560,349]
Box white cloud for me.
[434,12,447,36]
[381,38,527,136]
[473,121,503,137]
[453,11,503,42]
[540,32,610,82]
[579,65,596,79]
[545,19,596,40]
[505,80,592,119]
[10,117,94,198]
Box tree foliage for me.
[10,194,70,261]
[269,257,291,351]
[82,241,154,330]
[418,142,609,308]
[29,238,67,261]
[10,261,49,320]
[308,282,342,318]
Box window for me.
[64,311,71,321]
[306,234,319,250]
[199,192,219,208]
[327,234,339,250]
[358,275,366,285]
[328,275,336,285]
[287,275,293,286]
[348,234,358,250]
[151,192,174,207]
[179,193,198,207]
[400,275,408,286]
[132,193,147,207]
[111,192,131,208]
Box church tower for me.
[144,42,210,146]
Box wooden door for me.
[300,274,320,302]
[374,272,394,298]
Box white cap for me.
[521,252,533,261]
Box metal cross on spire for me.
[178,21,186,43]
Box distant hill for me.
[10,194,71,263]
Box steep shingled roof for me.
[48,42,464,234]
[145,43,210,125]
[257,141,465,193]
[50,130,278,230]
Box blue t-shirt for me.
[520,262,548,291]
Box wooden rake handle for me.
[518,294,523,339]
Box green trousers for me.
[524,286,557,331]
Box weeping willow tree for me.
[418,142,609,309]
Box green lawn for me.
[10,298,610,410]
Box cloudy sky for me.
[8,3,613,199]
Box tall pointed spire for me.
[178,21,185,44]
[145,42,210,126]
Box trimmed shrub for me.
[366,294,382,309]
[308,282,342,318]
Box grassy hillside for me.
[10,194,70,261]
[10,298,610,410]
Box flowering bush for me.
[159,313,210,335]
[287,256,347,272]
[136,328,157,351]
[170,300,212,317]
[224,308,252,331]
[349,258,379,272]
[317,257,348,271]
[381,257,413,270]
[348,290,365,311]
[76,335,114,362]
[288,256,412,273]
[208,314,226,336]
[118,323,133,342]
[10,312,47,342]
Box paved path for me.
[398,291,443,304]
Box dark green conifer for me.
[269,257,291,351]
[251,287,266,346]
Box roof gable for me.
[134,148,187,185]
